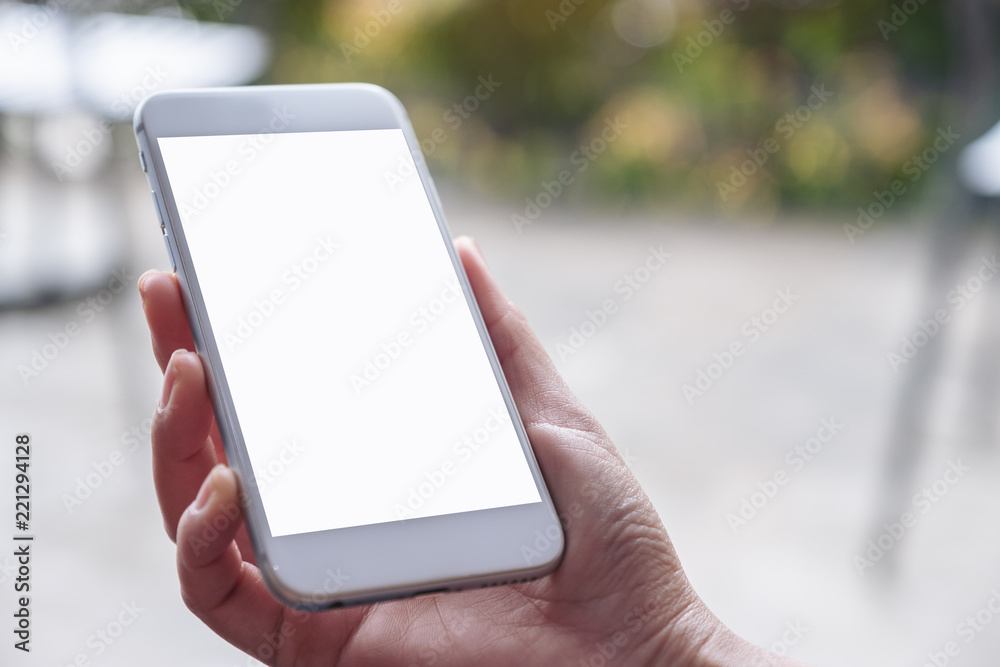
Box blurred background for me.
[2,0,1000,664]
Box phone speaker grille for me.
[480,576,536,588]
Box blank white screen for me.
[158,129,540,536]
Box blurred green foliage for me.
[185,0,952,214]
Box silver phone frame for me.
[134,84,564,609]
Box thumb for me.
[453,237,628,515]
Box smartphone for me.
[133,84,564,609]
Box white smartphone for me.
[133,84,564,609]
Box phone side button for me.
[162,230,177,270]
[151,190,169,225]
[138,150,147,173]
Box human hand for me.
[138,236,803,666]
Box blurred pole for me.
[869,0,999,578]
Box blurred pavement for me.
[2,159,1000,665]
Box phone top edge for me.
[132,82,407,143]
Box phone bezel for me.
[134,84,564,609]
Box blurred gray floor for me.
[3,158,1000,666]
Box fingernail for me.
[158,349,187,413]
[192,470,215,513]
[137,269,157,295]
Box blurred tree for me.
[183,0,954,214]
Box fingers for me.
[140,269,230,526]
[150,349,219,541]
[138,270,197,372]
[176,465,286,657]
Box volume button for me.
[162,229,177,270]
[151,191,168,226]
